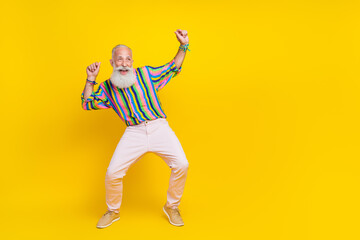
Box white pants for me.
[105,118,189,213]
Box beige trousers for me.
[105,118,189,213]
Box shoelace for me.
[104,211,114,216]
[171,208,181,216]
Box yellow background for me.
[1,0,359,239]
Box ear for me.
[109,59,113,66]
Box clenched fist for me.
[86,62,101,81]
[174,29,189,45]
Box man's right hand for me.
[86,62,101,81]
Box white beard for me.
[110,64,136,89]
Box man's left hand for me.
[174,29,189,45]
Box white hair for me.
[112,44,132,59]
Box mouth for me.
[119,69,129,75]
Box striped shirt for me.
[81,58,182,126]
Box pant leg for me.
[148,119,189,209]
[105,126,148,213]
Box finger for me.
[96,62,101,70]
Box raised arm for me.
[143,29,190,91]
[174,29,190,69]
[81,61,112,110]
[82,62,101,100]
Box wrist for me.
[86,77,98,85]
[179,43,190,52]
[87,76,96,81]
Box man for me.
[81,29,190,228]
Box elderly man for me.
[81,29,190,228]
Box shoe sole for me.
[96,217,120,229]
[163,207,184,226]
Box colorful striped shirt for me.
[81,58,182,126]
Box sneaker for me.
[96,210,120,229]
[163,205,184,226]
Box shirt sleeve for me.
[145,58,182,91]
[81,83,112,110]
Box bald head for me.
[112,44,132,59]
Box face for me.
[110,47,134,75]
[109,46,136,88]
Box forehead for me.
[113,47,132,58]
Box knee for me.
[173,159,189,172]
[105,169,126,181]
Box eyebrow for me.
[116,56,131,58]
